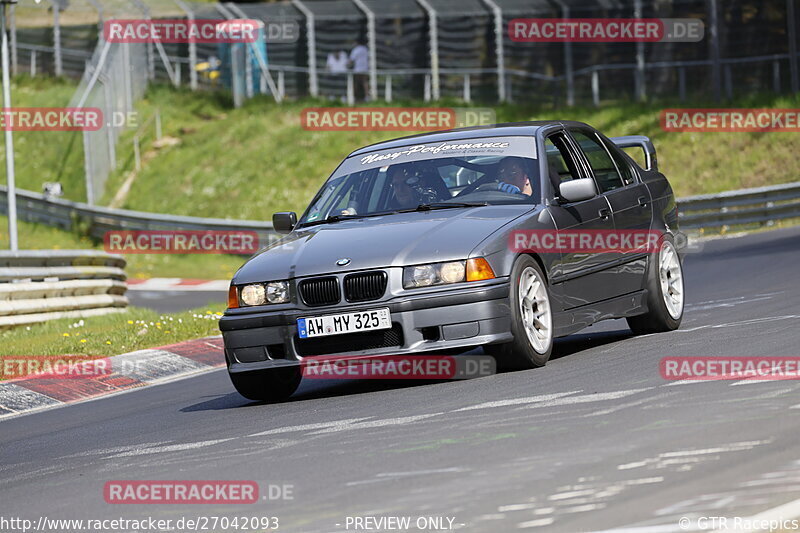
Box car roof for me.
[347,120,593,158]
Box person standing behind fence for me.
[326,50,348,73]
[349,39,369,101]
[326,50,349,100]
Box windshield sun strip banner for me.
[332,136,538,177]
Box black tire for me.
[229,367,302,402]
[627,235,684,334]
[487,255,553,371]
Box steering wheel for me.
[460,181,526,197]
[456,175,493,197]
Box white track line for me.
[453,391,581,411]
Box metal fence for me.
[68,38,149,206]
[10,0,800,103]
[148,0,800,106]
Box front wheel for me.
[488,256,553,371]
[229,367,302,402]
[627,236,684,334]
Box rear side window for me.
[569,130,624,193]
[602,140,636,186]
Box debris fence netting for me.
[12,0,800,103]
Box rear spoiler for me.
[611,135,658,172]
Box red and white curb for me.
[0,336,226,420]
[126,279,229,291]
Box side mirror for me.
[558,178,597,203]
[273,212,297,234]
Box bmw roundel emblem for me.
[336,258,351,266]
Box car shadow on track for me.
[181,378,453,412]
[181,327,636,412]
[550,328,636,361]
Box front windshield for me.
[299,137,540,226]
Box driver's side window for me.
[544,134,581,197]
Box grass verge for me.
[0,305,223,360]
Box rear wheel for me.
[627,236,684,334]
[229,367,302,402]
[488,256,553,371]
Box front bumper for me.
[220,280,512,373]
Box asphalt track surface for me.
[127,291,227,313]
[2,226,800,533]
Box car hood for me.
[233,206,531,283]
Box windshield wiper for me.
[300,214,361,227]
[299,211,401,228]
[300,203,488,227]
[410,202,489,211]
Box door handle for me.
[598,208,610,220]
[638,196,648,207]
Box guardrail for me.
[0,251,128,329]
[677,182,800,230]
[0,186,278,249]
[2,182,800,244]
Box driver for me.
[388,163,419,209]
[496,157,533,196]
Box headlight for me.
[238,281,290,306]
[407,264,438,287]
[266,281,290,303]
[440,261,466,284]
[240,284,266,306]
[403,260,466,288]
[403,259,495,289]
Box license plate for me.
[297,308,391,339]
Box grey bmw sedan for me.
[220,121,685,401]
